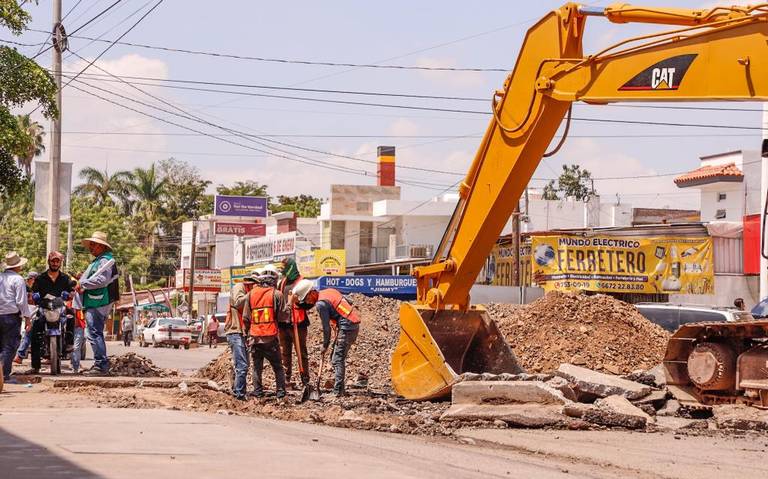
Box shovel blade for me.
[391,302,523,401]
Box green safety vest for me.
[82,252,115,309]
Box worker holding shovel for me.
[291,280,360,397]
[247,270,286,399]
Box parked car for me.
[750,297,768,318]
[635,303,754,332]
[139,317,192,349]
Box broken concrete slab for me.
[654,416,709,431]
[656,399,681,417]
[556,364,652,400]
[562,402,591,419]
[442,403,566,428]
[583,395,653,429]
[632,389,669,409]
[48,376,214,390]
[546,376,578,402]
[451,381,569,406]
[713,405,768,431]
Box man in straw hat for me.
[0,252,33,383]
[76,232,119,376]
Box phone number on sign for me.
[595,282,645,291]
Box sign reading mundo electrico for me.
[530,235,714,295]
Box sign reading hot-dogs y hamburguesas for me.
[530,235,713,294]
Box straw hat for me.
[3,251,28,270]
[81,231,112,250]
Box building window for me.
[715,209,727,219]
[717,192,727,202]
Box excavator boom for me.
[392,3,768,400]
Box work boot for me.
[83,368,109,377]
[12,355,22,365]
[276,390,286,399]
[21,368,39,375]
[250,390,265,398]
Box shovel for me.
[293,317,313,403]
[310,329,337,402]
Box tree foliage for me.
[0,1,57,199]
[541,164,595,201]
[272,194,322,217]
[216,180,268,197]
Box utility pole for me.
[511,205,520,289]
[46,0,63,255]
[187,222,197,318]
[65,219,73,269]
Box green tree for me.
[124,164,168,249]
[72,166,131,207]
[272,194,322,217]
[14,113,44,177]
[541,164,594,201]
[0,1,57,198]
[216,180,269,197]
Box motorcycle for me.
[34,292,73,375]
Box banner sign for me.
[34,161,72,221]
[317,275,416,300]
[175,269,222,292]
[215,222,266,237]
[214,195,268,217]
[315,249,346,276]
[297,250,317,278]
[486,242,531,286]
[244,232,296,263]
[530,235,714,294]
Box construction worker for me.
[246,270,286,398]
[224,274,256,400]
[276,258,310,388]
[291,280,360,396]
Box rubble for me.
[488,292,670,374]
[584,395,653,429]
[556,364,652,401]
[713,405,768,431]
[108,353,178,377]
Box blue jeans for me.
[70,327,84,373]
[332,328,359,394]
[227,334,248,399]
[0,314,22,380]
[16,328,32,359]
[85,307,109,372]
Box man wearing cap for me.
[25,251,76,374]
[76,232,119,376]
[12,271,38,365]
[224,273,256,400]
[0,252,33,383]
[290,279,361,397]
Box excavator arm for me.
[392,3,768,400]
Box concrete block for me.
[441,404,566,428]
[583,395,653,429]
[632,389,669,408]
[714,405,768,431]
[451,381,569,406]
[556,364,652,400]
[656,399,681,417]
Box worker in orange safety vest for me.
[246,270,286,398]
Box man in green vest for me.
[75,232,119,376]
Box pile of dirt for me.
[108,353,178,377]
[195,292,668,389]
[487,292,670,374]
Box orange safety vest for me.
[318,289,360,325]
[248,287,278,337]
[280,276,307,325]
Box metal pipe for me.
[578,5,605,16]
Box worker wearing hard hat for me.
[291,279,360,397]
[246,269,286,398]
[276,258,310,388]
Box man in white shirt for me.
[0,252,32,383]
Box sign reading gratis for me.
[316,275,416,300]
[214,222,266,237]
[214,195,268,217]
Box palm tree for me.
[15,114,45,177]
[124,164,168,249]
[73,167,131,206]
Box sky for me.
[9,0,766,211]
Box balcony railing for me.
[358,244,434,265]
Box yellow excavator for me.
[391,3,768,405]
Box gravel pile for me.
[108,352,178,377]
[487,292,670,374]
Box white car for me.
[139,317,192,349]
[635,303,754,332]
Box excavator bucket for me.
[391,302,523,400]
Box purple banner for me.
[214,195,268,217]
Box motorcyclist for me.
[25,251,75,374]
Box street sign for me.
[316,275,416,300]
[215,222,266,236]
[214,195,268,217]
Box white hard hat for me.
[263,264,279,278]
[291,279,315,301]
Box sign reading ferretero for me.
[214,195,268,217]
[214,222,266,237]
[531,235,714,295]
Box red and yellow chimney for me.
[377,146,396,187]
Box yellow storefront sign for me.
[297,250,317,278]
[530,235,714,294]
[315,249,346,276]
[488,242,531,286]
